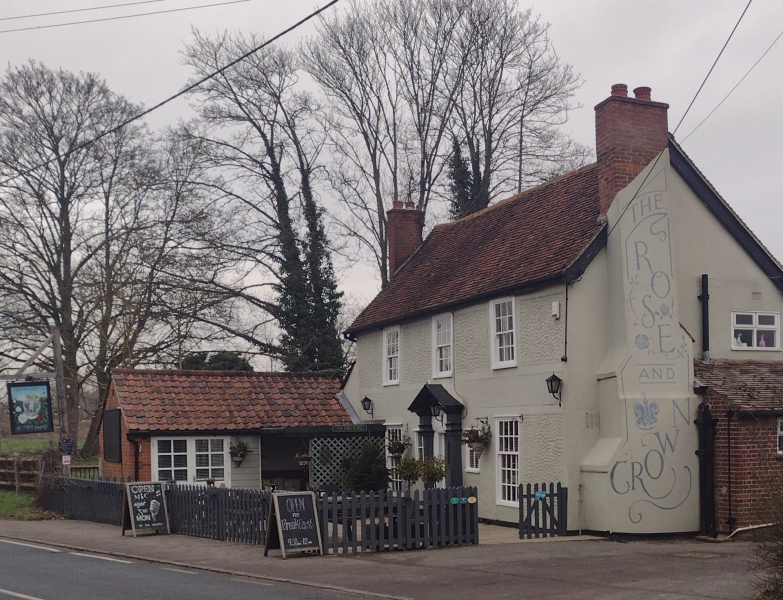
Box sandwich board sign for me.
[264,491,322,559]
[122,482,170,537]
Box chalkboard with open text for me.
[264,491,322,558]
[122,481,170,537]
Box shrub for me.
[343,441,389,492]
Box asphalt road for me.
[0,539,357,600]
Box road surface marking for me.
[0,588,47,600]
[0,539,60,553]
[162,567,197,575]
[69,552,133,564]
[231,578,273,587]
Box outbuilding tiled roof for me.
[694,360,783,413]
[111,369,350,432]
[346,163,605,334]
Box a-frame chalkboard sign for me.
[264,491,322,559]
[122,481,171,537]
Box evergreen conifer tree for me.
[448,136,482,220]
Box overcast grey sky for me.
[2,0,780,305]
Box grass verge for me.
[0,490,44,520]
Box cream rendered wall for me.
[230,435,261,489]
[667,168,783,361]
[348,287,568,524]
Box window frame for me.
[385,425,404,492]
[495,416,520,507]
[490,298,517,369]
[152,436,231,486]
[382,326,401,386]
[731,311,780,351]
[778,419,783,456]
[432,313,454,378]
[465,443,480,473]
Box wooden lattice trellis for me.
[310,436,384,490]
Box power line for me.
[0,0,252,35]
[0,0,339,188]
[681,26,783,143]
[0,0,165,23]
[606,0,753,241]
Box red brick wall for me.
[707,393,783,533]
[99,384,151,481]
[594,85,669,213]
[387,201,424,277]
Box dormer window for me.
[383,326,400,385]
[432,313,453,378]
[490,298,517,369]
[732,311,779,350]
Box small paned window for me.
[466,444,480,473]
[416,431,425,460]
[195,438,226,482]
[383,327,400,385]
[732,311,779,350]
[157,439,188,482]
[491,298,516,368]
[496,418,520,506]
[432,314,453,378]
[386,427,403,491]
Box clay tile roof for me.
[111,369,350,432]
[346,163,605,334]
[694,360,783,413]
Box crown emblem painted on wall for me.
[633,394,659,430]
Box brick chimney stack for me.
[387,200,424,278]
[595,84,669,213]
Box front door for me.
[151,437,230,487]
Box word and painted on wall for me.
[122,482,170,537]
[264,492,323,559]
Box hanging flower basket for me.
[296,455,312,467]
[468,442,486,460]
[229,439,252,468]
[232,456,244,467]
[390,451,403,461]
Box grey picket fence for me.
[518,482,568,538]
[319,487,479,554]
[39,478,479,552]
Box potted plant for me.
[229,439,252,467]
[420,456,448,487]
[462,422,491,459]
[396,455,421,491]
[387,433,411,459]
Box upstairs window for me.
[732,311,779,350]
[432,313,453,378]
[383,326,400,385]
[491,298,516,368]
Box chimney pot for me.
[633,86,652,101]
[404,201,415,209]
[611,84,628,97]
[392,200,403,209]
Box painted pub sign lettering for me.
[611,166,698,530]
[7,381,54,435]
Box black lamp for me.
[546,373,563,405]
[430,403,444,423]
[360,396,373,417]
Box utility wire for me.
[605,0,753,240]
[0,0,338,188]
[681,26,783,143]
[0,0,251,35]
[0,0,165,23]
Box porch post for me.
[444,409,463,488]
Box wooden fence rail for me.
[0,456,39,493]
[518,482,568,539]
[39,478,479,552]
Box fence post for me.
[13,455,20,494]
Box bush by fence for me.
[39,477,479,552]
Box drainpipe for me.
[130,439,140,482]
[726,411,735,532]
[698,274,710,362]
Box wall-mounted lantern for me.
[546,373,563,406]
[360,396,373,418]
[430,403,444,423]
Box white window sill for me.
[432,372,452,379]
[382,381,400,387]
[465,468,480,474]
[491,362,517,370]
[731,347,781,351]
[496,499,519,508]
